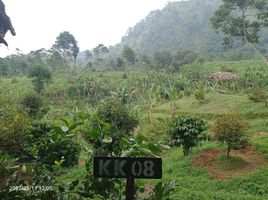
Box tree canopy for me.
[52,31,79,62]
[211,0,268,64]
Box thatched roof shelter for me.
[207,71,240,81]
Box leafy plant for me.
[28,65,52,93]
[211,0,268,65]
[0,108,30,156]
[167,116,207,156]
[213,113,248,158]
[144,180,176,200]
[37,131,81,167]
[21,93,45,118]
[194,84,205,102]
[85,99,139,156]
[248,86,266,102]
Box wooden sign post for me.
[94,157,162,200]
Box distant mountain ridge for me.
[116,0,268,59]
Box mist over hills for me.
[115,0,268,60]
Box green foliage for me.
[122,72,128,79]
[37,131,81,167]
[28,65,52,80]
[93,44,109,55]
[85,99,139,156]
[116,57,125,70]
[47,50,69,71]
[96,98,139,136]
[152,49,173,69]
[211,0,267,45]
[122,45,136,64]
[173,50,199,70]
[21,93,44,117]
[120,0,226,57]
[194,84,205,102]
[213,113,248,157]
[18,122,52,162]
[0,108,29,156]
[52,31,80,62]
[211,0,268,64]
[167,116,207,156]
[248,86,266,102]
[28,65,52,93]
[144,180,176,200]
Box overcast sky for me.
[0,0,176,57]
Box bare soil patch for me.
[192,146,268,180]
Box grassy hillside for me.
[1,59,268,199]
[151,93,268,133]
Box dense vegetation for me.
[1,0,268,199]
[118,0,268,61]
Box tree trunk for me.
[227,144,231,158]
[242,9,268,66]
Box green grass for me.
[149,90,268,199]
[153,93,268,116]
[159,144,268,200]
[252,137,268,158]
[213,153,249,171]
[151,93,268,135]
[1,60,268,199]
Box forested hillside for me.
[117,0,268,60]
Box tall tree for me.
[93,44,116,70]
[122,45,136,65]
[93,44,108,55]
[52,31,79,62]
[211,0,268,65]
[47,50,69,71]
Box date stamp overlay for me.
[9,185,53,192]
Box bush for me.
[0,108,30,156]
[213,113,248,158]
[96,99,139,135]
[86,98,139,156]
[21,93,44,117]
[248,86,266,102]
[28,65,52,93]
[37,131,81,167]
[122,72,128,79]
[194,85,205,102]
[167,116,207,156]
[18,122,52,162]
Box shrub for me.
[194,85,205,102]
[28,65,52,93]
[21,93,44,117]
[86,98,139,156]
[96,99,139,135]
[122,72,128,79]
[167,116,207,156]
[248,86,266,102]
[0,108,30,156]
[11,78,18,84]
[213,113,248,158]
[18,122,52,162]
[37,131,81,167]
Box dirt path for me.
[192,146,268,180]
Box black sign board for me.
[94,157,162,179]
